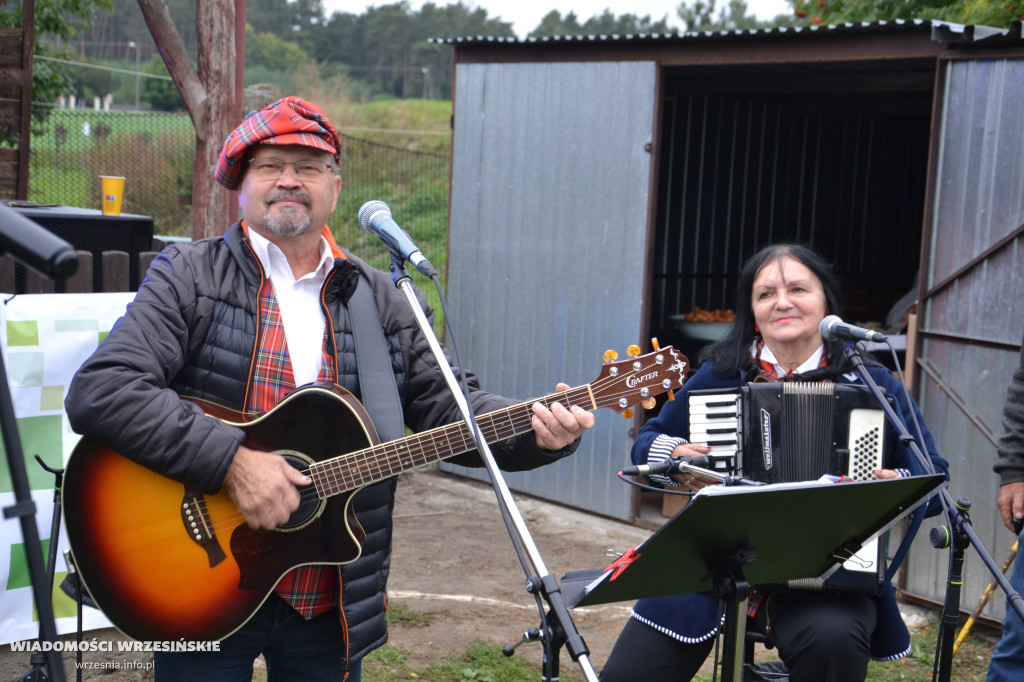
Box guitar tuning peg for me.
[651,337,661,350]
[626,344,641,357]
[623,408,634,419]
[667,390,676,402]
[641,397,657,410]
[603,349,619,362]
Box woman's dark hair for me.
[698,243,847,378]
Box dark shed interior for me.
[649,58,937,364]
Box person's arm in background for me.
[996,339,1024,532]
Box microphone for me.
[0,204,78,280]
[357,200,435,278]
[819,314,887,344]
[622,455,710,477]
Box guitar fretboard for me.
[308,387,594,497]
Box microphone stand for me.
[673,461,766,488]
[386,255,598,682]
[842,343,1024,681]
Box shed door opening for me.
[649,60,936,366]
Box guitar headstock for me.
[591,343,689,416]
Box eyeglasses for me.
[247,157,333,180]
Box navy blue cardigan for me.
[629,361,949,660]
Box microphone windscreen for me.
[357,200,390,232]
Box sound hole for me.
[279,451,322,530]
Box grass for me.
[387,600,434,628]
[363,639,546,682]
[27,108,196,153]
[687,616,997,682]
[353,602,998,682]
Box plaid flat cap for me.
[214,96,341,190]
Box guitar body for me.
[62,385,377,642]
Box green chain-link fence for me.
[27,109,451,270]
[28,108,195,234]
[332,133,450,274]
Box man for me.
[64,96,594,681]
[989,334,1024,681]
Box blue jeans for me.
[988,531,1024,682]
[154,596,362,681]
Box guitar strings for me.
[192,358,677,535]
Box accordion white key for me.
[687,382,890,594]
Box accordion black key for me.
[687,382,892,594]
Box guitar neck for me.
[310,386,595,496]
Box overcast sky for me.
[320,0,793,39]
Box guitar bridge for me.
[182,491,227,568]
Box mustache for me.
[264,191,312,208]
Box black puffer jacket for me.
[64,222,577,665]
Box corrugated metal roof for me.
[432,18,1024,47]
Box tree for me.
[412,2,514,99]
[789,0,1021,27]
[246,24,309,72]
[246,0,296,36]
[141,56,186,111]
[676,0,774,32]
[580,9,673,34]
[529,9,673,38]
[0,0,113,145]
[953,0,1024,26]
[529,10,583,37]
[137,0,238,240]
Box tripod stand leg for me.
[954,540,1016,655]
[931,498,972,682]
[721,599,748,682]
[19,458,66,682]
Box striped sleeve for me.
[647,433,686,487]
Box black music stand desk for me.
[562,474,946,680]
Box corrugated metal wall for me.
[910,56,1024,621]
[442,61,657,520]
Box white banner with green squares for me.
[0,292,135,645]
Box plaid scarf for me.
[247,278,340,620]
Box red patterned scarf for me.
[247,278,340,620]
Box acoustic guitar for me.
[61,345,688,642]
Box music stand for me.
[561,474,947,681]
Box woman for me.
[600,244,949,682]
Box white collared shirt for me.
[755,342,825,376]
[247,228,334,385]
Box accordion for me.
[687,382,891,594]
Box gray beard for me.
[261,205,312,238]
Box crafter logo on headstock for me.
[626,371,659,388]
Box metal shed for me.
[439,20,1024,622]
